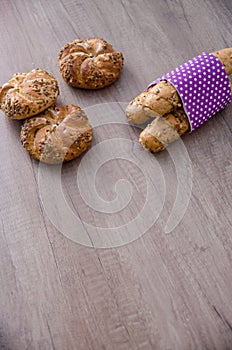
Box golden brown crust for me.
[126,48,232,127]
[212,48,232,75]
[126,80,182,124]
[139,109,189,152]
[0,69,59,120]
[58,38,124,89]
[20,105,92,164]
[126,48,232,153]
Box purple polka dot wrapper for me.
[147,52,232,132]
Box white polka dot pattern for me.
[148,52,232,132]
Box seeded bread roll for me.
[0,68,59,120]
[58,38,124,89]
[21,105,92,164]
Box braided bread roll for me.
[0,68,59,120]
[58,38,124,89]
[21,105,92,164]
[125,48,232,152]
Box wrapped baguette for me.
[126,49,232,152]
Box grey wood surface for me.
[0,0,232,349]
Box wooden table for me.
[0,1,232,349]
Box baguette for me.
[126,48,232,152]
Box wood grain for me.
[0,0,232,349]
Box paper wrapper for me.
[148,52,231,132]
